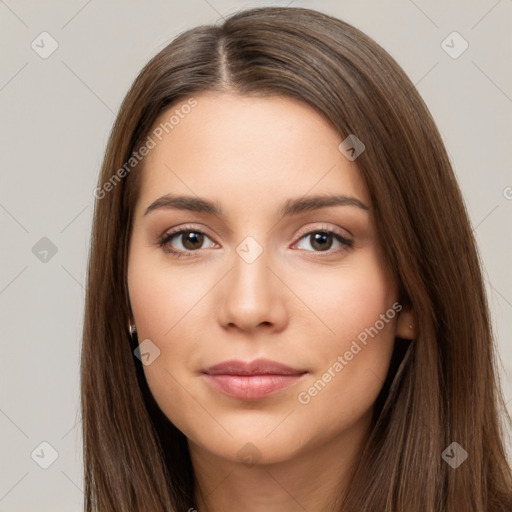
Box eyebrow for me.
[143,193,369,218]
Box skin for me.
[127,92,414,512]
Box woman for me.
[81,6,512,511]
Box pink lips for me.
[202,358,307,400]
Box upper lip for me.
[202,358,307,376]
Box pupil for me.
[183,231,203,250]
[312,233,332,251]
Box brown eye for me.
[294,229,353,254]
[180,231,205,250]
[158,227,217,256]
[309,232,334,251]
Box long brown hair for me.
[81,6,512,511]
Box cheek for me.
[127,244,207,342]
[294,254,398,432]
[127,246,215,435]
[298,248,397,354]
[294,323,395,450]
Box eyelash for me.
[157,224,354,258]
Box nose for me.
[216,245,288,334]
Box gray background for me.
[1,0,511,510]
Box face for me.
[127,92,409,466]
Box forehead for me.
[136,92,370,214]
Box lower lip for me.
[204,374,305,400]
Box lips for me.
[204,358,306,376]
[202,358,307,400]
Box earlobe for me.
[128,319,137,337]
[396,306,416,339]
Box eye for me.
[158,226,217,256]
[157,225,353,258]
[293,228,353,254]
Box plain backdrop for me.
[1,0,511,510]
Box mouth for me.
[201,358,308,400]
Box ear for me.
[395,305,416,340]
[128,315,136,334]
